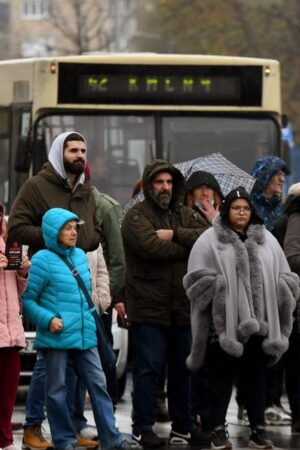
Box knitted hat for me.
[185,170,223,199]
[220,186,264,225]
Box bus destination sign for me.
[58,63,262,106]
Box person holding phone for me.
[0,203,31,450]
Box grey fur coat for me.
[183,216,299,371]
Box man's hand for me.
[50,317,63,333]
[156,229,174,240]
[115,302,126,319]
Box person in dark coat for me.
[281,183,300,432]
[185,170,223,432]
[122,160,209,448]
[250,155,291,425]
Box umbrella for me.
[124,153,256,213]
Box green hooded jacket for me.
[8,132,101,255]
[122,159,209,326]
[92,187,125,297]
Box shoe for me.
[169,429,210,446]
[78,425,98,440]
[264,406,291,425]
[249,427,273,448]
[211,426,232,450]
[132,431,165,448]
[22,426,53,450]
[3,445,17,450]
[76,434,99,448]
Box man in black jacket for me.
[122,160,209,448]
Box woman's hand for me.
[0,252,8,269]
[198,199,219,224]
[49,317,64,333]
[17,255,31,277]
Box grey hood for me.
[48,131,86,185]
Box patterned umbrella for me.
[124,153,256,213]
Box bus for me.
[0,53,283,211]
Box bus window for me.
[162,116,279,173]
[36,114,155,206]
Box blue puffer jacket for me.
[22,208,97,350]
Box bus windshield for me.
[36,113,279,206]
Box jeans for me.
[44,347,122,450]
[25,352,86,432]
[24,351,47,427]
[131,323,193,435]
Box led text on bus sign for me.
[58,63,262,107]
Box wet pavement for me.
[13,373,300,450]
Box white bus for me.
[0,53,283,210]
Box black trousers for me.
[206,337,267,429]
[285,325,300,425]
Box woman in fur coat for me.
[183,187,299,450]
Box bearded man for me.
[7,131,101,449]
[122,160,209,448]
[8,131,101,256]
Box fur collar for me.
[213,215,265,245]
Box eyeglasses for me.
[230,205,252,212]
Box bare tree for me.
[49,0,116,54]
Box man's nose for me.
[162,181,170,189]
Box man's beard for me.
[156,191,171,209]
[63,157,85,175]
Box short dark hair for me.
[63,133,85,149]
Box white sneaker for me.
[265,406,291,425]
[79,425,98,440]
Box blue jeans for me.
[131,323,193,435]
[44,347,122,450]
[25,352,87,433]
[24,351,46,427]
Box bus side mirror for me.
[14,136,32,172]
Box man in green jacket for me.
[7,131,101,450]
[8,131,101,255]
[122,160,210,448]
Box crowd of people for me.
[1,130,300,450]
